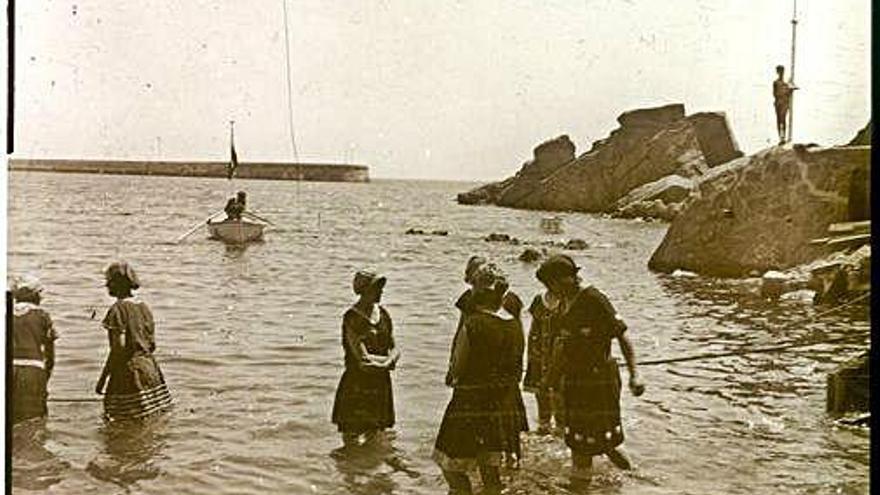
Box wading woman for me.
[332,271,400,448]
[95,262,173,421]
[523,287,566,436]
[11,274,57,424]
[537,254,645,488]
[446,256,487,386]
[434,263,524,495]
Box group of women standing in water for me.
[330,253,645,493]
[11,253,644,493]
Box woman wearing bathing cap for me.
[95,261,173,421]
[536,254,645,489]
[331,270,400,448]
[434,263,527,495]
[10,273,57,424]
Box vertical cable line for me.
[281,0,302,203]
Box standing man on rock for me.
[773,65,798,144]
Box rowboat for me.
[206,218,266,244]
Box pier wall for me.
[8,159,370,183]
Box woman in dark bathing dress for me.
[10,274,57,424]
[331,271,400,447]
[449,257,528,462]
[537,254,645,488]
[95,262,173,421]
[434,263,525,495]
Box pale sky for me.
[4,0,872,180]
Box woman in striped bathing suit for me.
[95,262,173,421]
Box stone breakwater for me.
[8,159,370,183]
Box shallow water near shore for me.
[8,171,870,494]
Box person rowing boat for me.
[224,191,247,221]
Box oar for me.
[243,210,276,226]
[175,211,224,243]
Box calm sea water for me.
[8,171,870,494]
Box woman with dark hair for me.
[523,288,566,435]
[332,270,400,447]
[95,262,173,421]
[537,254,645,488]
[434,263,525,495]
[446,256,487,386]
[10,274,57,424]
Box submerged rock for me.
[760,270,792,299]
[519,247,544,263]
[405,228,450,237]
[563,239,589,250]
[485,233,520,244]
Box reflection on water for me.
[222,243,252,260]
[85,415,170,489]
[11,419,72,491]
[8,173,870,494]
[329,431,421,495]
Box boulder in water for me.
[564,239,590,250]
[519,247,544,263]
[648,145,871,277]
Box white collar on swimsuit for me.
[13,302,39,317]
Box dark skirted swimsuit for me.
[102,299,173,421]
[453,290,529,439]
[12,302,57,424]
[524,293,567,429]
[556,286,627,456]
[524,293,563,393]
[433,308,527,470]
[331,306,395,434]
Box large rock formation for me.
[648,145,871,277]
[458,135,575,205]
[848,121,871,146]
[457,104,743,213]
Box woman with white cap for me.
[11,274,57,424]
[95,261,173,421]
[331,270,400,447]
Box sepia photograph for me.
[3,1,872,494]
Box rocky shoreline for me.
[457,103,742,218]
[457,104,871,303]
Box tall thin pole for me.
[787,0,798,143]
[281,0,302,203]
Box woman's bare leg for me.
[477,461,502,495]
[342,432,360,448]
[442,469,473,495]
[569,451,593,490]
[606,447,632,470]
